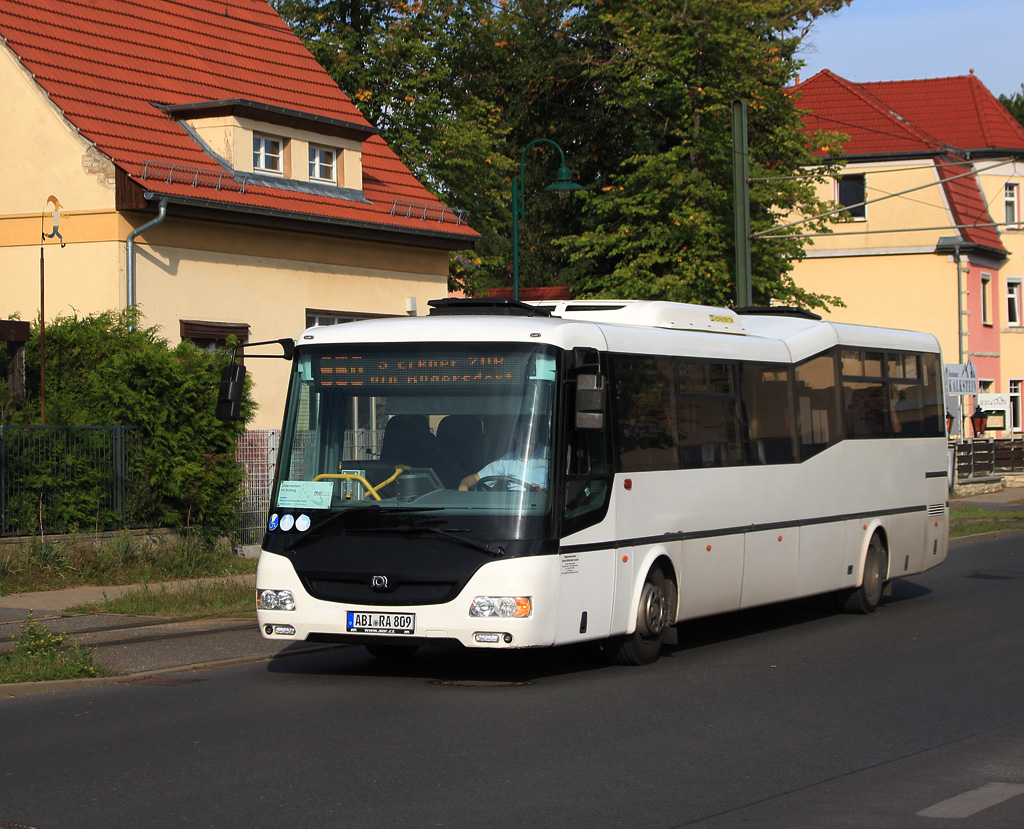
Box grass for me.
[0,612,106,684]
[0,532,257,596]
[949,501,1024,537]
[68,579,255,618]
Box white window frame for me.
[253,134,284,176]
[1011,379,1023,431]
[1005,182,1021,230]
[981,273,993,325]
[1008,278,1022,327]
[309,145,337,184]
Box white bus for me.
[225,298,949,665]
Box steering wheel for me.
[472,475,526,492]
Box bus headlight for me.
[257,589,296,611]
[469,596,532,618]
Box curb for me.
[0,641,345,700]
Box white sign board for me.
[944,363,978,395]
[978,393,1009,412]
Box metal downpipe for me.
[125,196,168,310]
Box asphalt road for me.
[1,533,1022,828]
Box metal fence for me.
[235,429,279,546]
[0,425,142,537]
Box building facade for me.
[788,70,1024,435]
[0,0,478,428]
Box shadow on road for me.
[264,579,935,683]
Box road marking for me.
[917,782,1024,819]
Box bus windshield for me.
[271,342,558,541]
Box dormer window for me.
[254,134,284,175]
[309,145,337,184]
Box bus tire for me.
[605,567,672,666]
[840,533,888,614]
[365,643,419,660]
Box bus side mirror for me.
[216,363,246,422]
[575,374,606,430]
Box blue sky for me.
[797,0,1024,99]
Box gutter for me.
[125,196,168,310]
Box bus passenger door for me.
[556,360,616,643]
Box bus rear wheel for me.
[839,533,888,614]
[605,567,672,666]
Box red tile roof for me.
[791,70,1020,254]
[862,75,1024,153]
[0,0,478,246]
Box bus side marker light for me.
[706,545,712,551]
[621,555,629,563]
[777,535,783,542]
[624,478,632,490]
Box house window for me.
[981,274,993,325]
[306,309,391,329]
[180,320,250,353]
[253,134,283,175]
[1011,380,1023,431]
[309,146,337,184]
[1006,183,1021,230]
[836,175,866,220]
[1008,279,1022,326]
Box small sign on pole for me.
[944,363,978,396]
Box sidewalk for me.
[0,575,336,698]
[954,486,1024,511]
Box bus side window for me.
[740,363,795,464]
[611,355,678,472]
[795,354,840,460]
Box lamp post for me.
[511,139,582,302]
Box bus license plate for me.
[346,611,415,635]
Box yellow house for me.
[788,71,1024,435]
[0,0,478,428]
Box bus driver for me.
[459,417,549,491]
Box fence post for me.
[0,425,5,537]
[113,424,125,528]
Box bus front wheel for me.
[839,533,888,614]
[605,567,673,666]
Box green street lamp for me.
[511,138,583,301]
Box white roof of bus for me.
[295,300,941,363]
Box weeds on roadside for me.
[70,579,255,618]
[0,611,105,684]
[0,532,256,595]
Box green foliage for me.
[4,309,253,534]
[275,0,850,308]
[0,612,105,684]
[0,533,256,596]
[1000,85,1024,129]
[70,579,255,619]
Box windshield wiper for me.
[355,524,505,557]
[283,505,442,552]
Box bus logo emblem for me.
[371,575,389,590]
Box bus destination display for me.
[317,352,526,388]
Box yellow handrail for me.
[312,465,410,501]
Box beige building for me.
[0,0,478,428]
[788,71,1024,435]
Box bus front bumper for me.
[255,551,559,650]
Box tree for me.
[3,309,253,533]
[275,0,849,308]
[557,0,848,308]
[1000,85,1024,128]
